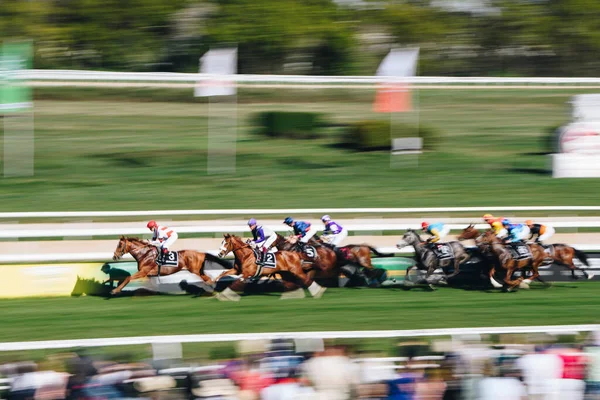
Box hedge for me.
[345,120,439,151]
[255,111,323,139]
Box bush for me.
[255,111,323,139]
[345,120,440,151]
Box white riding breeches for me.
[538,226,555,242]
[300,227,318,243]
[322,228,348,246]
[436,226,451,240]
[256,234,277,250]
[513,226,530,242]
[160,233,178,250]
[496,228,508,239]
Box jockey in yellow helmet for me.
[483,214,508,238]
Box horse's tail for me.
[367,245,394,257]
[203,253,235,270]
[573,248,590,267]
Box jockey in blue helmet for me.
[283,216,318,244]
[502,219,531,243]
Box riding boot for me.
[259,248,267,265]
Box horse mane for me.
[122,236,147,244]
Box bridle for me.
[114,238,154,260]
[220,237,251,256]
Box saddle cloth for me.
[159,251,178,266]
[432,243,454,261]
[508,243,532,260]
[253,249,277,268]
[303,245,317,260]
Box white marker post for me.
[195,48,238,175]
[2,41,34,177]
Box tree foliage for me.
[1,0,600,76]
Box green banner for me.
[1,41,32,114]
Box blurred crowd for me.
[2,331,600,400]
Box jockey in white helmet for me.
[320,215,348,246]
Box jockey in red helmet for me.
[147,220,178,266]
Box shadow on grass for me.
[508,167,550,176]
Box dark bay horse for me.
[214,234,326,300]
[111,236,231,295]
[274,234,389,284]
[477,230,546,291]
[459,225,595,281]
[396,229,470,285]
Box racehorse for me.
[273,234,339,281]
[111,236,231,295]
[214,234,326,300]
[274,234,389,284]
[477,230,547,291]
[459,225,594,281]
[396,229,470,285]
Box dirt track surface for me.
[2,233,599,255]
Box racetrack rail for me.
[0,324,597,351]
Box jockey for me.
[525,220,555,244]
[421,222,450,244]
[483,213,508,238]
[320,215,348,246]
[147,220,178,265]
[247,218,277,265]
[502,219,530,243]
[283,216,318,245]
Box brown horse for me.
[477,230,548,291]
[214,234,326,300]
[459,224,595,281]
[274,234,388,283]
[273,234,339,280]
[111,236,230,295]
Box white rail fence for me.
[21,70,600,86]
[1,222,599,239]
[2,206,600,219]
[0,324,597,352]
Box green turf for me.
[1,282,599,343]
[1,88,599,212]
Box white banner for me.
[376,48,419,78]
[195,48,237,97]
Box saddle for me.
[428,242,454,260]
[508,242,532,260]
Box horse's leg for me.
[488,265,502,289]
[289,264,326,298]
[560,251,592,280]
[424,264,438,290]
[111,270,148,295]
[279,271,306,300]
[213,268,240,283]
[446,257,462,279]
[215,279,244,302]
[503,262,522,291]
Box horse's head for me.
[480,230,499,245]
[218,233,244,258]
[457,224,479,241]
[113,236,129,261]
[396,229,420,249]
